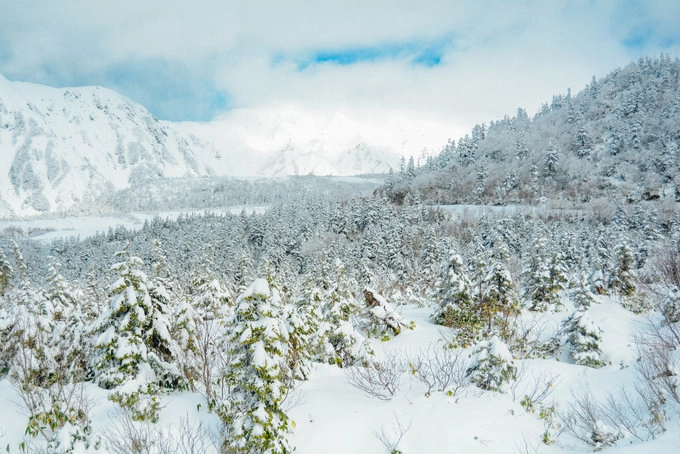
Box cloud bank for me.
[1,0,679,142]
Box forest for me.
[0,55,680,453]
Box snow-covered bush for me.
[564,310,605,368]
[466,336,517,392]
[660,287,680,324]
[220,278,292,454]
[362,288,407,337]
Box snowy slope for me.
[0,76,446,217]
[0,74,203,216]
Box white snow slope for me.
[0,75,449,217]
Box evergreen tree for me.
[564,310,605,368]
[192,273,232,321]
[11,240,27,285]
[0,249,13,295]
[318,260,368,366]
[522,237,562,311]
[609,240,637,298]
[220,279,291,454]
[570,273,597,309]
[91,246,184,421]
[466,336,517,392]
[432,250,482,347]
[482,240,519,335]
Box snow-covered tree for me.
[362,288,406,337]
[91,246,184,421]
[570,273,597,309]
[317,259,368,367]
[192,274,232,321]
[220,278,292,454]
[522,237,565,311]
[432,250,482,348]
[0,249,13,295]
[482,240,519,334]
[466,336,517,392]
[609,240,637,298]
[11,240,27,285]
[564,310,605,368]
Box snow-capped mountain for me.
[0,75,443,217]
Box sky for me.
[1,0,680,139]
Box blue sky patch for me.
[285,36,453,70]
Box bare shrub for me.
[373,414,411,454]
[104,409,217,454]
[558,386,622,450]
[648,246,680,289]
[406,344,470,397]
[190,319,232,410]
[601,390,666,442]
[512,368,559,408]
[345,351,405,400]
[513,433,541,454]
[635,326,680,406]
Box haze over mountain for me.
[0,75,448,217]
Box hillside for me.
[386,55,680,207]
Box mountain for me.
[385,55,680,206]
[0,76,420,217]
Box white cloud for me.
[1,1,679,136]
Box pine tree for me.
[609,240,636,298]
[91,246,184,421]
[0,249,13,295]
[11,240,28,285]
[221,279,292,454]
[432,250,482,347]
[192,273,232,321]
[319,260,368,366]
[522,237,562,311]
[466,336,517,392]
[482,240,519,335]
[564,310,605,368]
[570,273,597,309]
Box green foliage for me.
[109,384,162,423]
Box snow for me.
[241,278,272,300]
[1,301,680,453]
[0,206,268,241]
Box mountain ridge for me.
[0,75,412,217]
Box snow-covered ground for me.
[0,206,268,241]
[1,299,677,453]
